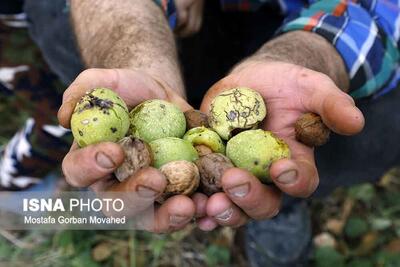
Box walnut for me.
[195,145,213,157]
[208,87,267,140]
[195,153,234,196]
[295,113,330,147]
[184,109,209,130]
[157,160,200,203]
[114,137,153,182]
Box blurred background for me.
[0,8,400,267]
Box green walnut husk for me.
[130,99,186,143]
[209,87,267,140]
[149,137,199,168]
[71,88,130,147]
[183,126,225,154]
[226,129,290,182]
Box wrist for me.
[234,31,349,92]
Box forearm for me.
[234,31,349,92]
[70,0,185,97]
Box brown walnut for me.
[157,160,200,203]
[195,144,213,157]
[114,136,153,182]
[184,109,209,130]
[195,153,234,196]
[295,113,330,147]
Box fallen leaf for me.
[92,241,113,262]
[325,219,344,235]
[384,239,400,253]
[355,232,378,256]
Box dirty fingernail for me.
[277,170,297,184]
[137,185,158,198]
[215,208,233,222]
[227,183,250,198]
[170,215,190,226]
[96,152,115,169]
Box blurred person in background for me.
[1,1,400,266]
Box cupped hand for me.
[195,61,365,230]
[58,68,195,233]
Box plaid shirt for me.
[158,0,400,99]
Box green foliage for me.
[205,245,230,267]
[345,217,369,239]
[348,183,375,203]
[374,252,400,267]
[314,247,345,267]
[0,236,13,260]
[70,251,101,267]
[346,259,373,267]
[370,217,392,231]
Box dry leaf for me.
[384,238,400,253]
[92,241,113,262]
[355,232,378,256]
[325,219,344,235]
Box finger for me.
[193,0,204,32]
[178,3,201,37]
[298,69,364,135]
[269,140,319,197]
[197,216,218,231]
[103,167,167,217]
[151,195,196,233]
[206,192,249,227]
[178,16,195,37]
[221,168,282,219]
[62,142,124,187]
[192,192,208,218]
[177,9,188,28]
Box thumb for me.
[301,73,365,135]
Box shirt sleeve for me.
[153,0,178,29]
[281,0,400,99]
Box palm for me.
[200,61,364,196]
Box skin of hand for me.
[194,31,365,231]
[174,0,204,37]
[61,0,199,233]
[58,68,195,233]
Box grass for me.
[0,171,398,267]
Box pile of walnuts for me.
[71,87,326,202]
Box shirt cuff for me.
[281,1,400,99]
[153,0,178,29]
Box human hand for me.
[58,68,195,233]
[195,61,365,230]
[174,0,204,37]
